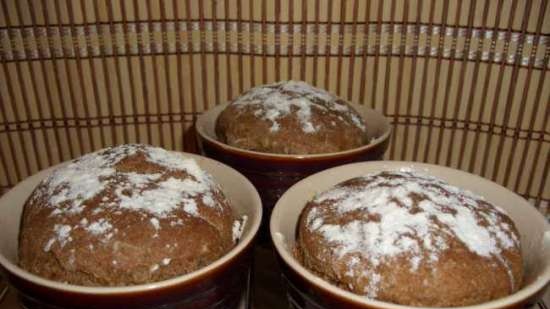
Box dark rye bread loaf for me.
[216,80,368,154]
[19,144,246,286]
[296,170,523,307]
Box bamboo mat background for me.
[0,0,548,217]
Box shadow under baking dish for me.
[270,161,550,309]
[0,152,262,309]
[195,102,391,243]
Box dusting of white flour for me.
[306,170,520,297]
[35,144,236,253]
[43,224,72,251]
[232,215,248,243]
[232,80,366,133]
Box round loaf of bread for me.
[296,170,523,307]
[216,80,368,154]
[19,144,245,286]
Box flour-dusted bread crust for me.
[216,80,368,154]
[19,144,246,286]
[296,170,523,307]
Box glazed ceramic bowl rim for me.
[195,102,392,160]
[0,152,262,295]
[270,161,550,309]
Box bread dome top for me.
[230,80,366,134]
[31,144,229,223]
[297,170,522,306]
[216,80,369,154]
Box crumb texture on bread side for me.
[19,144,243,286]
[216,80,369,154]
[297,170,523,307]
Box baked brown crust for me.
[19,144,245,286]
[296,171,523,307]
[216,80,368,154]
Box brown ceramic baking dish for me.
[0,153,262,309]
[195,102,391,241]
[271,161,550,309]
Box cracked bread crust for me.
[296,171,523,307]
[216,80,368,154]
[19,144,236,286]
